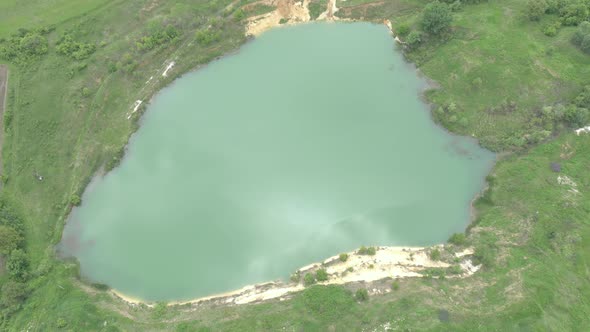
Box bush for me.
[339,253,349,262]
[430,248,441,260]
[449,0,462,12]
[448,265,463,274]
[195,29,220,46]
[396,24,410,36]
[448,233,467,246]
[421,1,453,35]
[572,22,590,53]
[358,246,376,255]
[473,246,495,267]
[56,34,96,60]
[70,194,81,206]
[406,30,423,48]
[136,23,179,52]
[564,104,589,127]
[233,9,245,21]
[543,24,558,37]
[391,280,400,291]
[304,273,316,286]
[290,271,301,283]
[316,268,328,282]
[0,225,23,255]
[0,281,28,309]
[355,288,369,301]
[7,249,29,281]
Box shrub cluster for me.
[136,23,179,52]
[56,34,96,60]
[0,28,50,62]
[357,246,376,255]
[572,21,590,54]
[0,202,30,317]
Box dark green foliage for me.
[233,9,245,21]
[355,288,369,301]
[0,31,48,61]
[574,85,590,108]
[195,29,220,46]
[542,21,561,36]
[309,2,324,20]
[357,246,376,255]
[559,1,589,26]
[56,34,96,60]
[70,194,81,206]
[0,281,28,312]
[527,0,548,21]
[303,273,316,286]
[472,245,495,268]
[572,22,590,53]
[429,248,441,260]
[339,253,349,262]
[0,225,22,255]
[563,104,589,127]
[448,232,467,246]
[406,30,423,48]
[448,265,463,274]
[396,24,410,36]
[105,147,125,172]
[421,1,453,35]
[6,249,29,281]
[315,268,328,282]
[391,280,400,291]
[136,23,179,52]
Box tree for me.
[0,225,22,255]
[421,1,453,35]
[7,249,29,280]
[527,0,548,21]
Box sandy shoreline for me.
[109,245,478,307]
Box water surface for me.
[61,23,494,301]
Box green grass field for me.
[0,0,589,330]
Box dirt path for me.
[0,65,8,182]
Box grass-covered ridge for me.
[0,0,589,330]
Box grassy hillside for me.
[0,0,589,330]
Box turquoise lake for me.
[60,22,494,301]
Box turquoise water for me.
[60,22,494,301]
